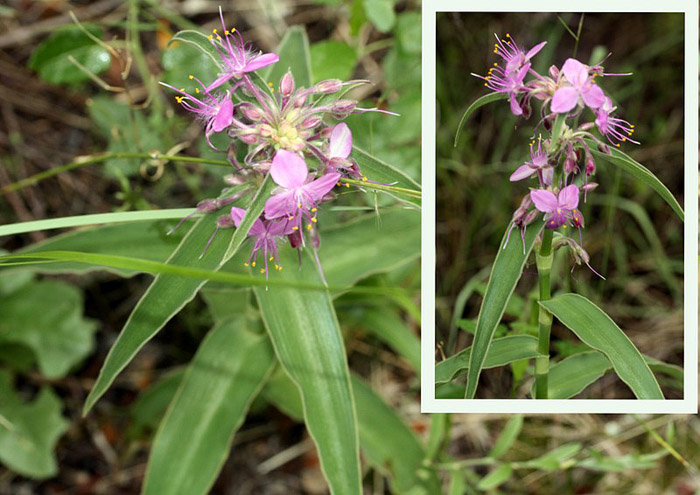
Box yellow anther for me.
[213,28,217,33]
[361,176,368,182]
[506,33,511,37]
[278,266,283,271]
[244,262,249,267]
[268,82,274,87]
[345,183,350,188]
[195,88,200,93]
[252,261,256,267]
[208,35,214,40]
[616,143,620,147]
[311,217,317,223]
[188,75,194,79]
[484,83,488,87]
[269,256,274,261]
[292,226,299,230]
[311,208,317,212]
[225,30,230,35]
[217,36,222,40]
[275,264,280,270]
[307,224,312,230]
[175,96,184,103]
[260,268,265,274]
[288,216,294,221]
[297,203,302,208]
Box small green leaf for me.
[454,92,508,147]
[263,26,313,88]
[162,41,220,88]
[254,247,361,495]
[542,351,611,399]
[436,335,542,385]
[523,443,582,471]
[477,464,513,490]
[540,293,664,399]
[490,415,524,459]
[351,147,421,207]
[143,318,274,495]
[588,141,684,222]
[363,0,396,33]
[310,40,357,83]
[0,371,69,479]
[28,25,111,85]
[168,30,220,67]
[0,280,97,378]
[464,220,545,399]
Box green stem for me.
[534,228,554,399]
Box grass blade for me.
[464,220,545,398]
[222,175,273,263]
[540,293,664,399]
[436,335,542,385]
[263,26,313,88]
[541,351,611,399]
[143,318,274,495]
[454,92,508,146]
[351,148,421,207]
[254,247,361,495]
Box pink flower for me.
[230,207,294,277]
[206,8,280,90]
[595,96,639,147]
[509,136,552,185]
[530,184,583,230]
[551,58,605,113]
[264,150,340,240]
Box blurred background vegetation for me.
[436,12,684,400]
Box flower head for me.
[595,96,639,147]
[530,184,583,230]
[264,150,341,241]
[230,207,294,277]
[207,8,280,90]
[509,136,552,185]
[551,58,605,113]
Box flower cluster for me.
[477,33,639,277]
[163,9,394,279]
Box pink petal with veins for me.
[558,184,580,210]
[230,207,266,235]
[264,190,296,219]
[526,41,547,60]
[211,96,234,132]
[510,164,536,182]
[270,150,308,189]
[561,58,588,87]
[244,53,280,72]
[329,124,353,159]
[530,189,558,213]
[551,86,579,113]
[302,172,341,201]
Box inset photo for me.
[422,2,698,412]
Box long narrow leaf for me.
[143,318,274,495]
[254,247,361,495]
[540,293,664,399]
[263,26,313,88]
[464,220,545,398]
[351,148,421,206]
[454,92,508,146]
[223,175,273,263]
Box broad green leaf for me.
[363,0,396,33]
[351,147,421,206]
[310,40,357,83]
[161,41,220,88]
[263,26,313,88]
[436,335,542,385]
[356,308,420,371]
[130,368,185,435]
[320,208,420,288]
[254,247,361,495]
[0,371,69,479]
[83,214,229,414]
[588,141,684,222]
[395,12,421,55]
[264,371,441,495]
[522,443,582,471]
[28,25,111,84]
[464,218,544,399]
[143,318,274,495]
[15,219,185,276]
[0,280,97,379]
[477,464,513,490]
[490,415,524,459]
[542,351,610,399]
[645,356,684,390]
[454,92,508,146]
[168,30,220,67]
[539,293,664,399]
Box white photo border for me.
[421,0,698,413]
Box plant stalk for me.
[534,228,554,399]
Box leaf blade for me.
[454,92,508,147]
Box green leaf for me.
[0,371,69,479]
[263,26,313,88]
[310,40,357,83]
[254,247,361,495]
[130,368,185,435]
[490,415,524,459]
[28,25,111,85]
[477,464,513,490]
[543,351,611,399]
[265,371,441,495]
[320,208,420,288]
[588,141,684,222]
[83,214,229,414]
[356,308,420,371]
[363,0,396,33]
[223,175,273,263]
[395,12,421,55]
[454,92,508,147]
[143,318,274,495]
[351,147,421,206]
[464,220,545,399]
[168,30,220,67]
[523,443,582,471]
[539,293,664,399]
[162,41,220,88]
[0,280,97,378]
[436,335,542,385]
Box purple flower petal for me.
[329,123,353,159]
[581,83,605,109]
[510,164,536,182]
[207,72,234,92]
[264,190,296,219]
[558,184,580,210]
[230,207,266,235]
[542,167,554,186]
[525,41,547,60]
[509,93,523,115]
[551,86,578,113]
[211,95,234,132]
[530,189,558,213]
[267,218,295,236]
[243,52,280,73]
[301,172,341,201]
[270,150,308,189]
[561,58,588,87]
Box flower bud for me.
[239,132,259,145]
[239,103,262,121]
[293,94,307,108]
[582,182,598,194]
[224,174,246,186]
[315,79,343,94]
[549,65,559,79]
[571,209,585,228]
[523,210,539,225]
[196,199,221,213]
[216,214,235,228]
[564,156,577,175]
[585,155,596,176]
[331,99,357,118]
[255,160,272,173]
[597,142,611,154]
[280,71,295,97]
[519,193,533,210]
[301,115,322,129]
[288,230,302,249]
